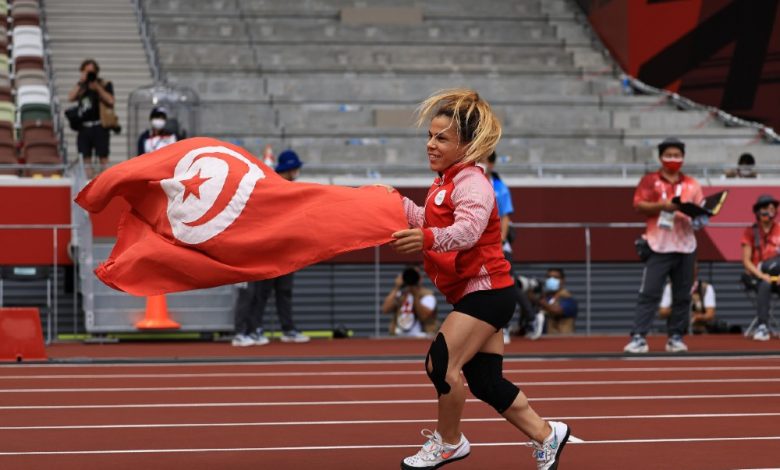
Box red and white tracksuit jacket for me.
[402,163,513,304]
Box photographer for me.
[67,59,115,175]
[526,268,578,340]
[382,266,438,338]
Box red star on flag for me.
[180,169,211,201]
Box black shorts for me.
[77,125,110,159]
[453,285,516,330]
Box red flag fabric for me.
[75,137,407,296]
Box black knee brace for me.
[425,333,451,396]
[462,352,519,413]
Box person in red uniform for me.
[387,89,570,470]
[741,194,780,341]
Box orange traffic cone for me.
[135,295,180,329]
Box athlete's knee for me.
[462,352,520,413]
[425,333,451,396]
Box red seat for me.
[0,121,15,145]
[0,142,19,175]
[14,56,44,71]
[22,141,59,176]
[21,120,55,145]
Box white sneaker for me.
[665,334,688,352]
[503,328,511,345]
[623,334,649,353]
[252,333,269,346]
[280,329,310,343]
[401,429,470,469]
[530,312,545,340]
[753,324,770,342]
[231,334,254,347]
[533,421,571,470]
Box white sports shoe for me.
[401,429,470,469]
[665,334,688,352]
[503,328,511,345]
[753,324,770,342]
[280,329,310,343]
[530,312,545,340]
[623,334,649,353]
[231,334,254,347]
[533,421,571,470]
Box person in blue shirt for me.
[528,268,578,340]
[483,152,535,339]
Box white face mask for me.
[151,118,166,130]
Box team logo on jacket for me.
[160,145,264,244]
[434,189,446,206]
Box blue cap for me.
[275,149,303,173]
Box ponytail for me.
[415,88,502,164]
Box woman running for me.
[389,89,570,470]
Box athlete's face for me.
[427,115,467,173]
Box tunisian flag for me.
[75,137,407,296]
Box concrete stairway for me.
[43,0,153,163]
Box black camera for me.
[516,275,543,295]
[86,71,97,83]
[401,267,420,288]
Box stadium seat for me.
[21,120,55,145]
[0,119,14,143]
[19,103,50,122]
[0,101,15,123]
[0,86,10,102]
[16,84,49,106]
[14,68,46,88]
[0,0,8,17]
[0,54,9,76]
[0,141,18,174]
[11,26,43,60]
[10,4,40,27]
[23,141,58,161]
[13,56,44,71]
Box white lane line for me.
[2,412,779,431]
[3,366,780,380]
[1,436,779,456]
[2,355,778,369]
[3,377,780,393]
[3,393,779,410]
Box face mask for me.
[737,165,754,176]
[759,210,776,220]
[661,160,683,173]
[544,277,560,292]
[151,118,166,130]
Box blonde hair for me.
[415,88,502,164]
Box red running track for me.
[2,350,780,470]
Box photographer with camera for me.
[741,194,780,341]
[67,59,116,175]
[525,268,578,340]
[382,266,438,338]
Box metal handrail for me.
[132,0,163,83]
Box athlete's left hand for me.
[392,228,424,253]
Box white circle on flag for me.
[160,145,264,244]
[434,189,446,206]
